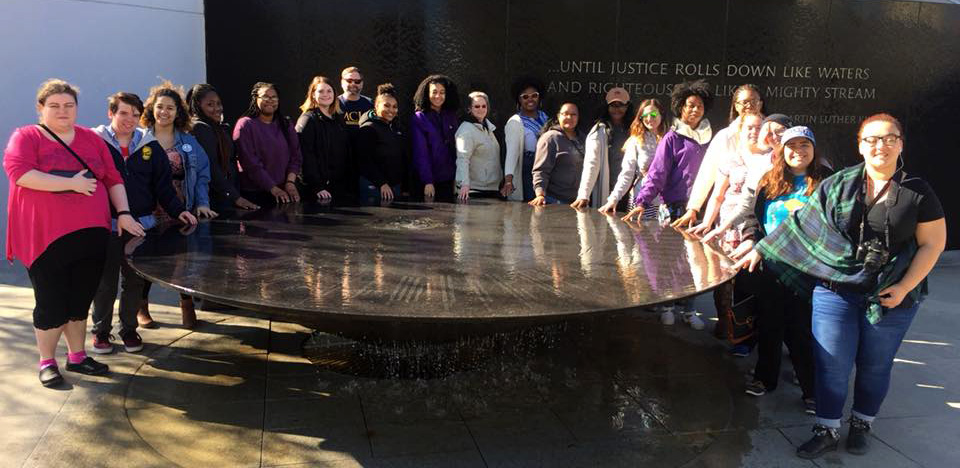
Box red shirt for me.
[4,125,124,268]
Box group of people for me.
[3,68,946,461]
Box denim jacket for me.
[144,129,212,211]
[176,131,211,210]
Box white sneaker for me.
[682,311,705,330]
[660,307,676,325]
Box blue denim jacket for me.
[173,130,212,210]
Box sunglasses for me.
[641,111,660,118]
[520,92,540,101]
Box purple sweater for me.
[410,110,458,184]
[233,116,302,192]
[634,130,708,207]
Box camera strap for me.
[857,168,901,251]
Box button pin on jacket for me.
[181,143,193,153]
[142,146,152,160]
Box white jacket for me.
[503,114,526,201]
[576,122,612,207]
[686,117,739,211]
[455,119,502,191]
[607,131,658,205]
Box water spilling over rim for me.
[373,215,447,231]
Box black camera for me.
[856,238,889,273]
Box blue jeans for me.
[522,151,535,202]
[811,283,919,428]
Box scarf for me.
[671,117,713,145]
[520,111,549,137]
[756,162,926,324]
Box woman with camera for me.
[733,113,946,459]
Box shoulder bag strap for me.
[38,124,96,177]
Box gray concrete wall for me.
[0,0,206,273]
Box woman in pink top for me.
[3,79,144,387]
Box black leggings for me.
[27,228,108,330]
[754,271,816,398]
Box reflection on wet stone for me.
[130,202,735,339]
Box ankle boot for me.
[137,300,158,329]
[846,416,872,455]
[180,296,197,329]
[796,424,839,459]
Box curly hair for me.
[670,79,713,120]
[510,76,545,107]
[413,74,460,112]
[374,83,398,106]
[142,81,192,132]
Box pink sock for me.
[67,350,87,364]
[39,358,57,370]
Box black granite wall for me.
[205,0,960,247]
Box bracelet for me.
[117,210,132,218]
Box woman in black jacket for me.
[296,76,352,201]
[355,83,406,203]
[186,84,258,211]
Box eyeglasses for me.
[860,134,901,146]
[343,79,363,84]
[735,99,760,107]
[520,92,540,101]
[641,111,660,119]
[257,95,279,101]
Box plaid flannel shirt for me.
[756,162,926,324]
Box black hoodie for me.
[355,110,406,188]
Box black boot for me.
[846,416,872,455]
[797,424,839,459]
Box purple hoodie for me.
[411,109,458,184]
[634,130,708,207]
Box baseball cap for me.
[605,87,630,104]
[780,126,816,146]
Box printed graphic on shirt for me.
[764,176,810,234]
[339,95,374,128]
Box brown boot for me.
[180,296,197,329]
[137,300,158,329]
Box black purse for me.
[38,124,97,194]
